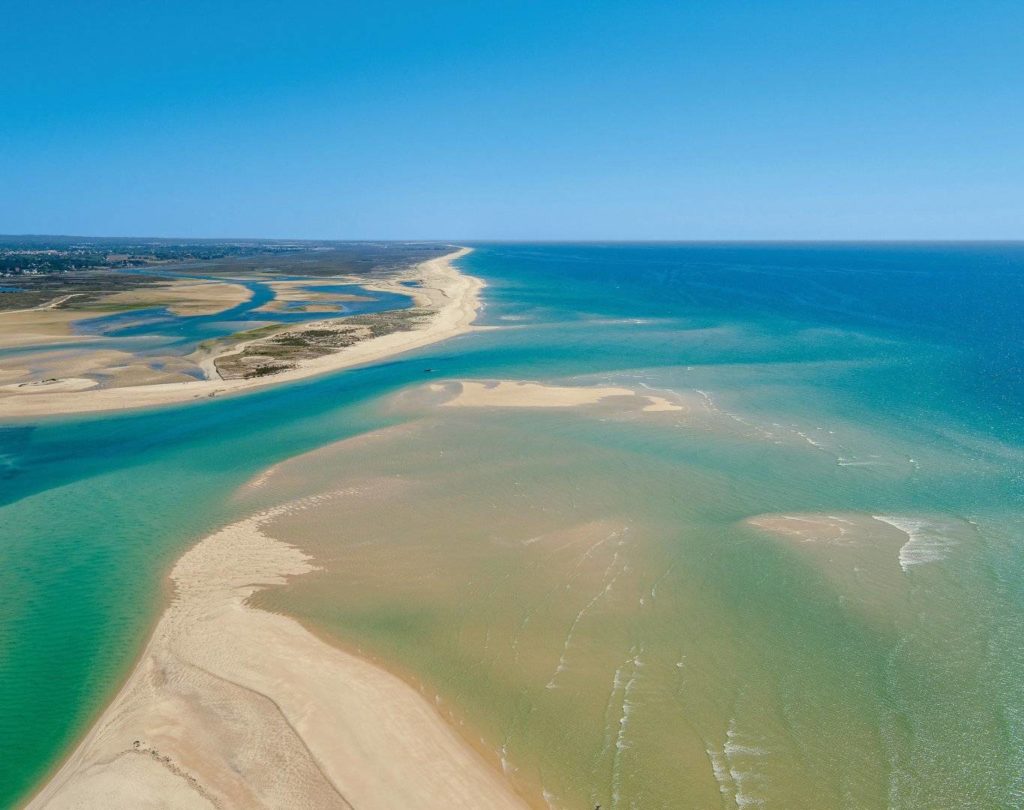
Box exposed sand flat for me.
[1,348,136,382]
[98,278,253,316]
[0,308,85,348]
[0,248,479,418]
[438,379,684,411]
[0,346,200,393]
[28,498,529,810]
[94,361,201,388]
[253,279,373,313]
[1,376,98,393]
[0,365,32,385]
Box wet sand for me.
[27,497,529,810]
[253,279,373,313]
[98,277,254,316]
[0,308,87,348]
[0,248,479,418]
[0,348,201,392]
[437,379,684,411]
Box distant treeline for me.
[0,236,455,278]
[0,236,314,276]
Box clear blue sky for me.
[2,1,1022,239]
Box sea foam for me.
[872,515,957,572]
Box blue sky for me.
[2,1,1022,239]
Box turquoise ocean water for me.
[1,244,1022,807]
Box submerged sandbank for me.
[28,497,529,810]
[0,248,479,419]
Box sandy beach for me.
[0,248,479,419]
[27,497,530,810]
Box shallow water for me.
[1,244,1022,808]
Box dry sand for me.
[253,279,373,313]
[98,278,253,316]
[28,497,529,810]
[0,248,480,419]
[0,308,85,348]
[1,377,99,394]
[438,379,684,412]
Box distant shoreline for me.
[0,247,479,419]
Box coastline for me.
[0,247,479,419]
[26,498,530,809]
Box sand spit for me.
[0,247,480,419]
[438,380,684,411]
[28,499,529,810]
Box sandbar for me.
[97,277,253,316]
[27,497,529,810]
[437,379,684,411]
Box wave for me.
[872,515,957,572]
[705,717,768,808]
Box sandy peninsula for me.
[27,497,529,810]
[0,248,479,419]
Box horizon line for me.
[3,234,1024,246]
